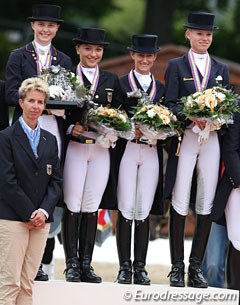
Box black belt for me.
[131,139,150,146]
[70,135,95,144]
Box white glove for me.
[49,85,65,100]
[61,86,72,101]
[198,123,211,144]
[96,133,118,148]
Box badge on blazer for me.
[183,77,194,81]
[46,164,52,175]
[105,88,114,104]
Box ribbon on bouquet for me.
[192,119,222,144]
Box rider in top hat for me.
[5,4,73,281]
[164,11,229,288]
[116,34,164,285]
[61,27,123,283]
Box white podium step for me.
[33,280,239,305]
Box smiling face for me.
[19,90,46,129]
[130,51,157,75]
[76,44,104,68]
[186,29,213,54]
[31,21,60,46]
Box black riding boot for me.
[116,212,133,284]
[61,208,81,282]
[133,217,151,285]
[168,206,185,287]
[79,211,102,283]
[188,214,211,288]
[227,243,240,294]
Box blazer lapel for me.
[24,43,38,73]
[14,122,38,165]
[208,58,219,87]
[37,130,48,160]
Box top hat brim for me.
[127,46,160,54]
[184,23,219,31]
[72,38,109,46]
[27,17,64,23]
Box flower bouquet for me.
[87,106,134,148]
[180,86,240,143]
[132,103,183,145]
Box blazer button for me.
[35,172,38,176]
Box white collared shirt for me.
[34,40,51,65]
[81,66,96,83]
[134,70,152,92]
[192,51,208,76]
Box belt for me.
[131,139,151,146]
[72,135,96,144]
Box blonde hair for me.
[18,77,50,100]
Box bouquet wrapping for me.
[180,86,240,144]
[88,106,135,148]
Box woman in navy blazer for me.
[5,4,73,281]
[62,27,123,283]
[164,11,229,288]
[116,34,165,285]
[0,77,62,305]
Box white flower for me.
[216,92,226,101]
[147,108,156,118]
[119,113,127,122]
[215,75,223,82]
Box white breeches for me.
[63,141,110,213]
[172,128,220,216]
[225,188,240,251]
[117,141,159,221]
[38,115,62,158]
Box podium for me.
[33,280,239,305]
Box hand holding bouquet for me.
[132,103,183,145]
[180,86,240,143]
[88,106,134,148]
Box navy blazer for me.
[5,42,72,122]
[0,80,9,131]
[0,121,62,222]
[211,111,240,224]
[163,54,229,199]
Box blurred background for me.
[0,0,240,79]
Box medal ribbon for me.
[32,42,52,75]
[76,63,100,96]
[188,49,211,91]
[128,69,157,102]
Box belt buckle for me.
[85,139,94,144]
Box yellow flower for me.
[160,114,170,125]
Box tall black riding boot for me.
[79,211,102,283]
[227,243,240,294]
[61,208,81,282]
[133,217,151,285]
[116,212,133,284]
[188,214,211,288]
[168,206,186,287]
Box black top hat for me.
[127,34,160,54]
[184,11,218,31]
[27,4,64,23]
[72,28,109,46]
